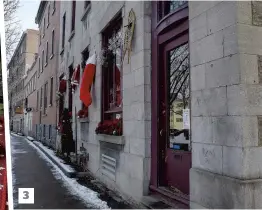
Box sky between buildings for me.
[17,0,39,31]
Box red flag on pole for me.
[80,54,96,107]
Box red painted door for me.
[159,35,191,196]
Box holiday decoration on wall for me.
[80,54,96,108]
[123,9,136,64]
[95,118,122,136]
[71,64,80,92]
[77,107,88,119]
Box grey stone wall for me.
[58,1,151,202]
[189,1,262,208]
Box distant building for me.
[34,1,60,148]
[23,53,38,137]
[7,29,39,133]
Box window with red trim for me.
[101,14,122,121]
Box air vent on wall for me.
[101,154,116,181]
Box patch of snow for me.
[27,136,34,141]
[11,133,20,138]
[27,140,109,209]
[34,141,75,173]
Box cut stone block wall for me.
[58,1,151,203]
[189,1,262,208]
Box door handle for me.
[160,129,164,136]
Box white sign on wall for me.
[183,109,190,129]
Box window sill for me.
[52,8,55,15]
[50,54,54,60]
[42,34,45,38]
[104,107,122,114]
[68,30,75,42]
[48,104,52,107]
[47,23,49,28]
[60,48,64,55]
[96,134,125,145]
[81,4,91,21]
[78,117,89,123]
[44,63,48,67]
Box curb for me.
[31,140,77,178]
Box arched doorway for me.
[151,1,190,206]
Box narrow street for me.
[11,134,107,209]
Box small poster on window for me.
[183,109,190,129]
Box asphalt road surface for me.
[11,134,95,209]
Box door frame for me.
[150,1,189,205]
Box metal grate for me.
[101,154,116,181]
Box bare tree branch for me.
[4,0,21,63]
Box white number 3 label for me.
[18,188,34,204]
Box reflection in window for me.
[169,1,187,13]
[168,43,189,151]
[158,1,187,20]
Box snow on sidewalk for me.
[26,140,109,209]
[33,141,75,173]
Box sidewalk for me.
[10,133,135,209]
[10,133,181,209]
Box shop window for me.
[102,14,122,121]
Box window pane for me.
[169,0,186,13]
[51,30,54,55]
[50,77,53,105]
[168,43,190,150]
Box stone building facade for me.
[23,55,38,137]
[58,1,151,203]
[8,29,39,133]
[34,1,60,147]
[8,0,262,208]
[189,1,262,208]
